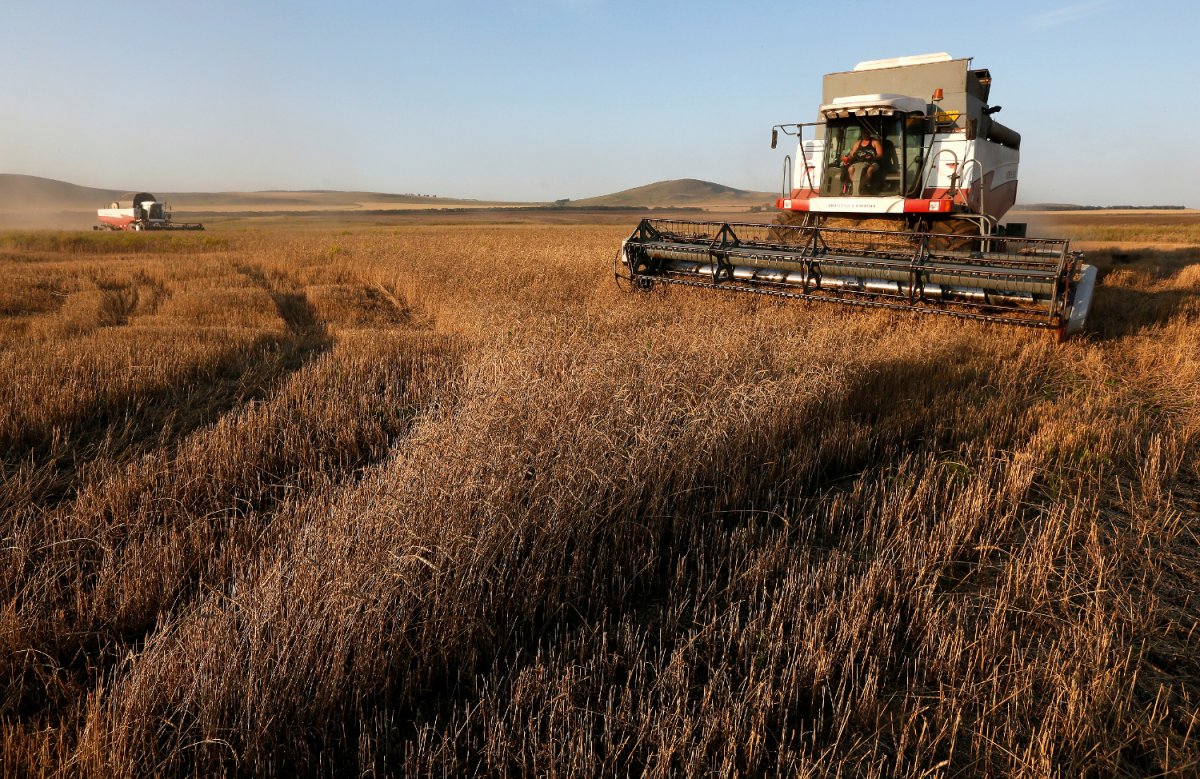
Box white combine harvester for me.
[618,54,1097,338]
[95,192,203,231]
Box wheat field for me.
[1,220,1198,776]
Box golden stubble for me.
[1,221,1198,777]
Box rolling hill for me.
[573,178,774,208]
[0,174,774,225]
[0,174,123,209]
[0,174,510,213]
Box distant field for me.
[0,174,531,231]
[1022,209,1200,247]
[1,213,1197,775]
[183,200,525,213]
[0,175,779,231]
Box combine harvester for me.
[618,54,1097,337]
[94,193,204,231]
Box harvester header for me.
[618,53,1097,337]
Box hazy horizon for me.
[4,1,1198,206]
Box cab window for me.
[819,116,907,197]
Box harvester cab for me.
[619,53,1097,338]
[813,102,920,197]
[773,54,1022,232]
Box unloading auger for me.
[616,53,1097,337]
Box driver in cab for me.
[841,131,883,194]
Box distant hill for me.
[160,190,499,208]
[574,179,773,208]
[4,175,1188,217]
[0,174,123,209]
[0,174,511,212]
[2,174,774,214]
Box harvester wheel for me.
[768,211,986,253]
[781,213,921,254]
[773,211,814,228]
[767,210,816,244]
[924,217,984,252]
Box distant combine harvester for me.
[94,192,204,231]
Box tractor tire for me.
[924,216,984,252]
[767,210,817,244]
[771,212,919,253]
[769,210,984,253]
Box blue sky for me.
[3,0,1197,205]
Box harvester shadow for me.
[236,263,331,344]
[1087,286,1197,340]
[1081,248,1199,340]
[1090,247,1198,283]
[366,346,1005,762]
[0,276,332,512]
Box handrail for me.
[797,126,818,193]
[957,158,985,215]
[925,149,959,193]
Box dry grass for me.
[1,222,1198,777]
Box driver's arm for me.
[843,141,860,165]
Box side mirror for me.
[771,128,778,149]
